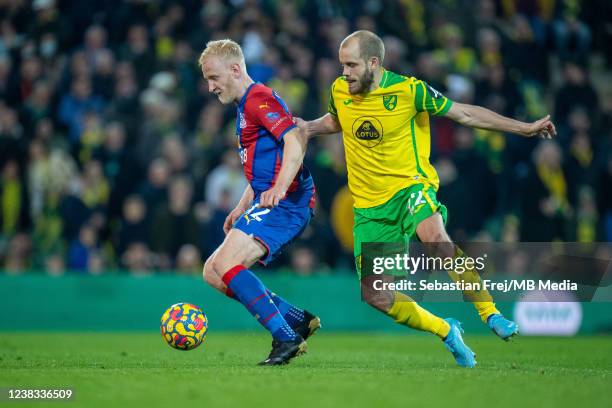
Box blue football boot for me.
[487,314,519,341]
[443,318,477,368]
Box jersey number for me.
[239,148,248,165]
[407,191,426,215]
[244,204,270,223]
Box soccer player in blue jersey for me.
[198,39,320,365]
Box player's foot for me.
[443,318,477,368]
[258,335,307,366]
[487,313,519,341]
[268,310,321,349]
[293,310,321,341]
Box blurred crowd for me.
[0,0,611,275]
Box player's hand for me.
[293,117,309,136]
[223,207,246,235]
[259,185,285,209]
[523,115,557,139]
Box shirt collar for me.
[239,82,257,108]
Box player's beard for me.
[216,81,236,104]
[217,88,233,104]
[350,68,375,94]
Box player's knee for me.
[210,255,235,281]
[202,256,218,286]
[423,239,455,260]
[434,231,451,243]
[421,230,448,243]
[363,291,393,312]
[361,279,394,312]
[418,214,451,244]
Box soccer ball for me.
[160,303,208,350]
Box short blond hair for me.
[198,39,245,69]
[341,30,385,65]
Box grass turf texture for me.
[1,333,610,408]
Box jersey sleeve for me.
[249,91,296,141]
[413,80,453,116]
[328,83,338,116]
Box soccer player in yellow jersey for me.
[296,30,556,368]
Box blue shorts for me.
[233,197,313,265]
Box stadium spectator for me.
[554,62,599,129]
[176,243,202,275]
[519,141,570,241]
[137,158,170,212]
[116,194,148,256]
[204,150,248,210]
[67,223,98,272]
[58,76,104,143]
[0,160,28,235]
[149,175,198,264]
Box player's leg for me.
[229,199,320,364]
[204,258,319,340]
[354,197,451,340]
[355,203,475,368]
[203,249,226,293]
[206,229,301,340]
[414,197,518,341]
[240,201,321,343]
[415,212,498,314]
[265,289,321,341]
[202,214,319,341]
[360,274,450,337]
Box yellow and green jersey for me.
[328,69,453,208]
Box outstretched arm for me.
[294,113,342,139]
[444,102,556,139]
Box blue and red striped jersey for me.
[235,83,315,207]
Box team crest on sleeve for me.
[382,94,398,111]
[265,111,281,122]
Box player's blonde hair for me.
[198,39,246,69]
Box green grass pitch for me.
[1,332,610,408]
